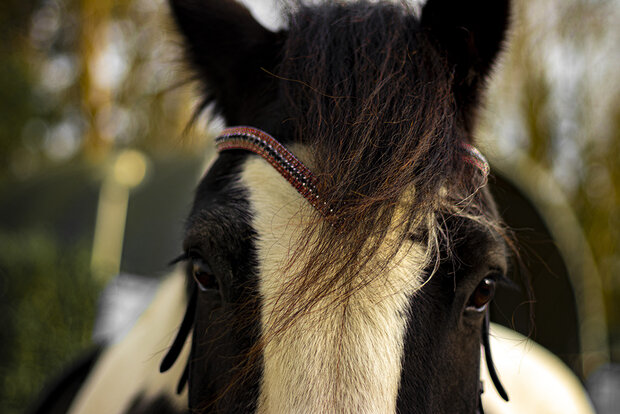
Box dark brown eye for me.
[190,257,218,292]
[468,277,496,311]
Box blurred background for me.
[0,0,618,413]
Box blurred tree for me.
[0,232,100,414]
[0,1,206,412]
[0,1,38,178]
[481,0,620,365]
[1,0,207,180]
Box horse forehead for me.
[238,147,428,279]
[238,153,429,413]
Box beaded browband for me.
[215,126,490,218]
[215,126,333,217]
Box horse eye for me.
[467,277,497,311]
[190,257,218,292]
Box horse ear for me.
[421,0,511,123]
[169,0,282,124]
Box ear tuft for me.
[169,0,282,124]
[421,0,511,124]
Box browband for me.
[215,126,490,217]
[215,126,333,217]
[461,142,490,185]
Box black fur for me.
[169,0,284,127]
[27,346,102,414]
[125,394,188,414]
[184,152,262,412]
[397,213,506,412]
[421,0,511,130]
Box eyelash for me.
[169,252,189,266]
[170,251,219,292]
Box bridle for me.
[214,126,491,214]
[215,127,332,217]
[161,126,509,411]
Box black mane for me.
[170,0,510,340]
[278,1,463,228]
[272,0,504,301]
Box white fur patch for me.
[481,323,595,414]
[240,153,428,414]
[68,269,189,414]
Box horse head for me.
[166,1,511,412]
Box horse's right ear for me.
[169,0,282,124]
[421,0,511,128]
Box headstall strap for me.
[460,142,490,182]
[215,126,333,218]
[215,126,491,218]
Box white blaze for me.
[240,154,428,414]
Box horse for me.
[33,0,595,413]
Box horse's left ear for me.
[421,0,511,125]
[169,0,283,124]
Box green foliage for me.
[0,55,37,179]
[0,232,102,414]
